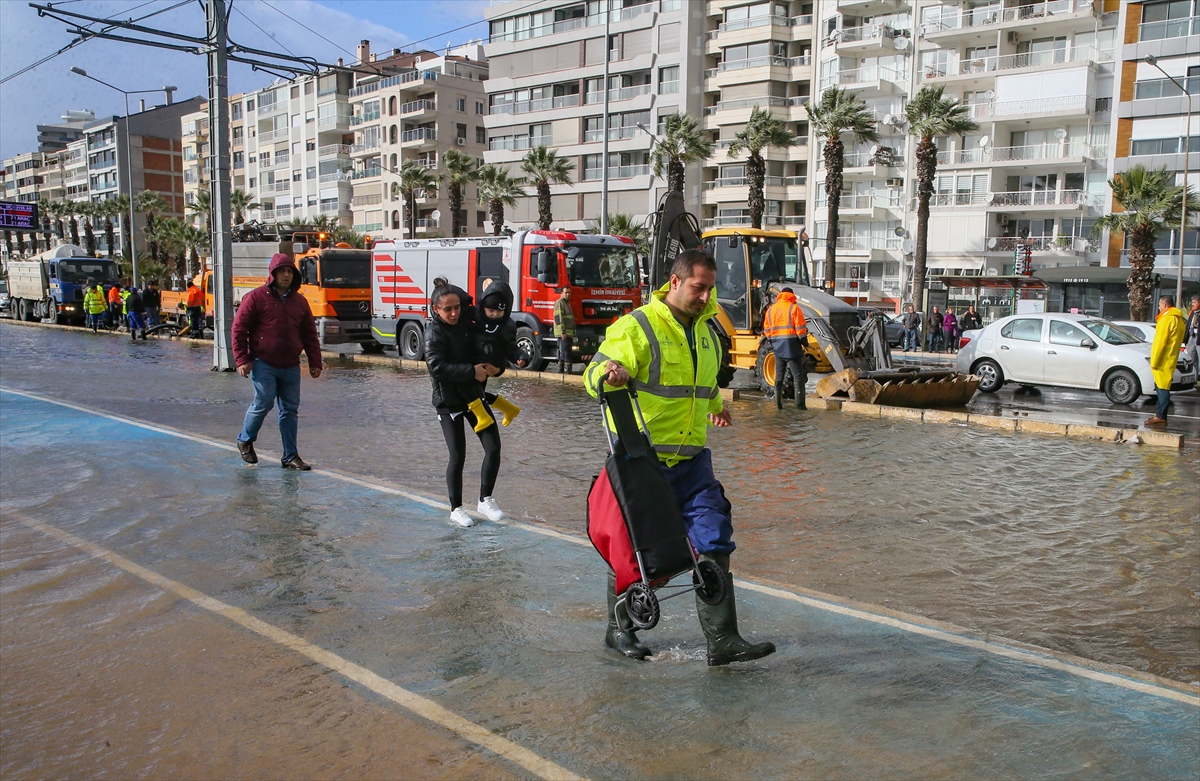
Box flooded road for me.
[2,322,1198,778]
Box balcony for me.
[260,154,290,170]
[256,100,285,118]
[702,214,785,227]
[937,141,1103,167]
[350,168,382,180]
[818,192,904,218]
[232,137,244,148]
[258,128,289,142]
[415,156,438,169]
[350,110,381,126]
[819,65,903,92]
[320,202,342,213]
[704,55,810,79]
[265,181,291,193]
[488,1,656,43]
[318,144,351,158]
[490,94,580,115]
[355,223,384,233]
[584,85,652,105]
[921,47,1111,82]
[706,14,792,38]
[319,171,350,184]
[817,150,904,172]
[350,142,382,155]
[583,126,638,142]
[352,193,383,207]
[415,217,439,229]
[986,189,1096,209]
[401,128,437,144]
[829,23,902,54]
[1139,15,1200,42]
[317,114,352,130]
[401,99,436,115]
[703,96,808,116]
[922,0,1096,38]
[965,94,1090,121]
[703,175,786,190]
[985,236,1092,254]
[582,165,650,181]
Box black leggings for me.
[438,407,502,509]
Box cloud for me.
[0,0,434,159]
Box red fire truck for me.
[369,230,642,370]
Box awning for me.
[933,275,1048,290]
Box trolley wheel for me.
[625,582,659,630]
[694,560,728,606]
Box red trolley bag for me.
[586,384,726,631]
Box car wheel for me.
[974,359,1004,393]
[1103,368,1141,406]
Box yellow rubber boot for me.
[491,395,521,426]
[467,398,495,432]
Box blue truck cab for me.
[7,245,121,324]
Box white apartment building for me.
[347,41,490,238]
[483,0,707,232]
[700,1,815,230]
[812,0,1119,310]
[1,150,67,207]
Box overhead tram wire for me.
[230,3,297,59]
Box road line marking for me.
[3,386,1197,705]
[4,510,584,781]
[1082,407,1200,422]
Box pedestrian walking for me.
[83,279,107,332]
[942,308,959,353]
[107,282,123,329]
[186,277,205,338]
[1145,295,1187,428]
[553,286,576,374]
[143,281,162,327]
[960,305,982,333]
[233,254,323,470]
[125,286,147,340]
[926,306,943,353]
[585,248,776,666]
[901,304,921,351]
[471,280,525,426]
[1185,294,1200,389]
[425,282,504,527]
[763,287,809,409]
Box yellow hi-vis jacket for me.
[83,286,108,315]
[1151,306,1187,390]
[585,283,724,467]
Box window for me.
[476,126,486,144]
[477,210,486,228]
[233,151,244,169]
[457,123,467,141]
[304,81,314,95]
[1000,318,1043,342]
[291,85,300,99]
[475,101,484,115]
[246,99,255,112]
[232,103,243,120]
[659,66,679,94]
[1049,320,1089,347]
[306,166,316,179]
[292,113,301,127]
[456,97,466,112]
[293,170,302,182]
[306,139,316,151]
[249,177,256,188]
[305,110,315,124]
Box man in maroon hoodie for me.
[233,253,323,469]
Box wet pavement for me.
[2,321,1199,778]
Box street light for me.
[70,67,177,286]
[1144,55,1189,307]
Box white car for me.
[1109,320,1158,343]
[956,313,1197,405]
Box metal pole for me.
[600,4,610,235]
[123,91,139,285]
[207,0,235,370]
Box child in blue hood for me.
[472,279,524,426]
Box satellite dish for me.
[986,267,1000,276]
[986,237,998,249]
[983,90,995,100]
[1054,128,1067,140]
[883,113,894,125]
[894,226,907,238]
[870,144,881,154]
[894,36,910,50]
[430,209,442,221]
[979,135,990,147]
[902,238,916,254]
[890,286,901,297]
[867,187,879,196]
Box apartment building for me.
[812,0,1119,310]
[1110,0,1200,284]
[36,110,95,153]
[482,0,707,232]
[701,1,815,230]
[0,150,67,207]
[347,41,490,238]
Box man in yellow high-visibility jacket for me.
[585,249,776,667]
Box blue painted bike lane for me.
[2,388,1196,780]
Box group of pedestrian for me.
[896,304,981,353]
[81,279,162,339]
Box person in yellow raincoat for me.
[1146,295,1186,427]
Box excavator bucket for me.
[816,369,981,408]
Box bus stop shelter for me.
[931,275,1049,322]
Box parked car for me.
[0,279,9,316]
[956,313,1197,405]
[857,308,905,347]
[1109,320,1156,343]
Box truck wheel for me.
[715,332,736,388]
[398,321,424,360]
[1103,368,1140,406]
[45,300,58,324]
[18,300,31,321]
[516,326,547,372]
[359,340,385,354]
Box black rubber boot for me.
[696,553,776,667]
[605,573,650,660]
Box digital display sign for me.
[0,201,39,230]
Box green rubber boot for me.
[605,573,650,660]
[696,553,776,667]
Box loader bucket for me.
[815,369,980,408]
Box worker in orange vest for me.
[762,287,809,410]
[186,277,205,338]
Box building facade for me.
[347,41,490,238]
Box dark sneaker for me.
[237,439,258,464]
[282,455,312,471]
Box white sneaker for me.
[450,507,474,528]
[476,497,505,521]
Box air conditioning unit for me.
[886,177,904,188]
[456,137,467,146]
[459,226,468,235]
[1007,31,1019,44]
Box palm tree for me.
[332,226,366,248]
[77,202,98,256]
[394,160,441,238]
[727,106,797,229]
[521,145,574,230]
[650,112,713,194]
[110,194,132,262]
[135,192,168,266]
[49,200,68,242]
[187,189,212,229]
[588,212,650,256]
[906,85,979,304]
[98,199,118,259]
[230,188,259,225]
[65,201,81,247]
[476,164,526,237]
[442,150,478,237]
[1092,165,1199,321]
[37,198,54,251]
[806,88,879,291]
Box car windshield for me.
[1081,319,1140,345]
[567,246,638,288]
[318,250,371,287]
[0,280,7,294]
[749,237,806,286]
[58,260,119,284]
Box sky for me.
[0,0,493,160]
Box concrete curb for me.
[4,318,1185,449]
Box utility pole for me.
[206,0,235,370]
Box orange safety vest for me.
[186,286,204,308]
[762,291,808,340]
[108,287,122,305]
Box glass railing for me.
[1134,76,1200,100]
[1139,15,1200,41]
[923,46,1111,80]
[401,99,436,114]
[582,165,650,180]
[923,0,1092,33]
[350,168,382,180]
[967,93,1089,119]
[318,144,351,157]
[834,23,897,44]
[489,2,656,43]
[820,65,902,89]
[401,128,437,143]
[317,114,352,129]
[350,110,381,126]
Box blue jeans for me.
[87,312,105,329]
[238,360,302,462]
[127,312,145,333]
[661,448,735,555]
[902,327,919,350]
[1156,387,1170,420]
[146,308,160,326]
[927,330,943,352]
